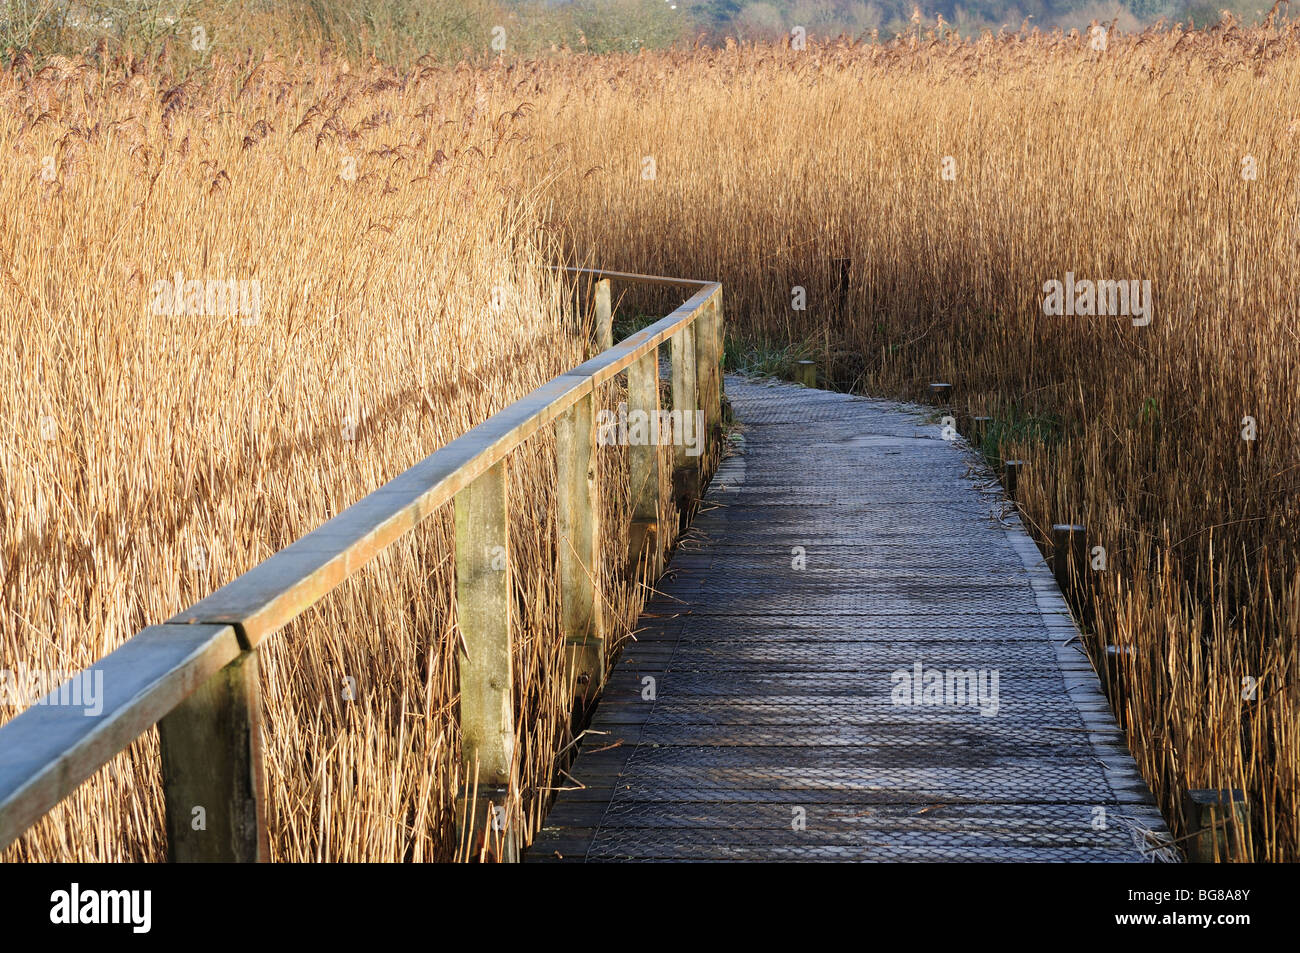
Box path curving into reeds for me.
[531,376,1171,862]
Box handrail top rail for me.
[0,266,720,852]
[556,265,714,290]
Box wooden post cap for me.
[1003,460,1027,501]
[795,360,817,388]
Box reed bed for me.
[4,17,1298,861]
[509,20,1300,860]
[0,51,669,861]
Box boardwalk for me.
[530,376,1170,862]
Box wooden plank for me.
[0,623,241,851]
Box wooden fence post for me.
[1052,523,1087,600]
[1102,643,1133,729]
[453,459,517,861]
[1003,459,1027,502]
[796,360,817,388]
[627,346,662,580]
[1183,789,1252,862]
[158,649,269,862]
[714,291,729,423]
[671,323,700,518]
[695,293,722,443]
[557,390,604,706]
[593,278,612,353]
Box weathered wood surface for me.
[158,647,269,862]
[0,623,242,850]
[530,377,1171,862]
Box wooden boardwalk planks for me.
[529,377,1171,862]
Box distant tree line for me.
[2,0,1286,68]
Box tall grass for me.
[0,49,674,861]
[4,18,1298,862]
[514,21,1300,860]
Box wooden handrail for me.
[0,267,724,860]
